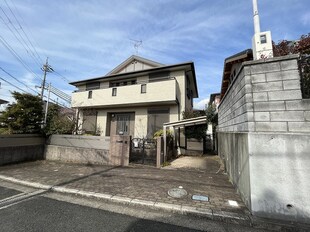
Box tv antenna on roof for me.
[130,39,142,54]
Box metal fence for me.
[130,138,157,166]
[299,55,310,99]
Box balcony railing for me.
[299,55,310,99]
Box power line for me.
[4,0,44,64]
[53,70,70,82]
[0,35,42,81]
[0,76,27,93]
[0,66,39,94]
[0,6,41,66]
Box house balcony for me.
[71,79,178,108]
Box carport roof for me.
[163,116,207,128]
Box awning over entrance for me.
[162,116,207,160]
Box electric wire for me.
[0,7,42,68]
[0,76,28,93]
[0,66,39,94]
[0,35,42,81]
[5,0,44,64]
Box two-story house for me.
[70,55,198,139]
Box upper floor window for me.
[112,88,117,96]
[141,84,146,93]
[149,71,170,82]
[88,91,93,99]
[110,79,137,87]
[86,82,100,90]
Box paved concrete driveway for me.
[0,159,249,224]
[163,155,223,172]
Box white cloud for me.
[194,98,209,110]
[1,0,309,107]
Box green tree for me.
[0,92,43,134]
[206,103,218,127]
[182,110,207,141]
[44,104,75,135]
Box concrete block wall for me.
[218,67,254,132]
[0,134,45,165]
[250,55,310,133]
[45,134,111,165]
[219,54,310,133]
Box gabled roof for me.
[106,55,164,75]
[220,49,253,99]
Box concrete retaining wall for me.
[0,134,45,165]
[218,132,310,223]
[45,135,111,165]
[248,132,310,223]
[218,132,251,208]
[46,134,110,149]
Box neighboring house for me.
[0,98,8,105]
[207,92,221,152]
[70,55,198,139]
[0,98,8,113]
[209,92,220,109]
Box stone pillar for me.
[109,135,131,166]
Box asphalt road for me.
[0,183,267,232]
[0,195,201,232]
[0,185,21,200]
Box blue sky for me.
[0,0,309,110]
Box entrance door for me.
[116,114,130,135]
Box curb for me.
[0,175,251,225]
[1,175,309,231]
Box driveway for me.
[163,155,224,173]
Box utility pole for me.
[43,83,51,125]
[40,57,53,99]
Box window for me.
[260,34,267,44]
[83,109,98,134]
[141,84,146,93]
[149,71,170,82]
[147,108,170,138]
[110,79,137,87]
[112,88,117,96]
[86,82,100,90]
[88,91,92,99]
[116,114,130,135]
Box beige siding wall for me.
[173,70,187,113]
[97,111,107,136]
[134,108,148,138]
